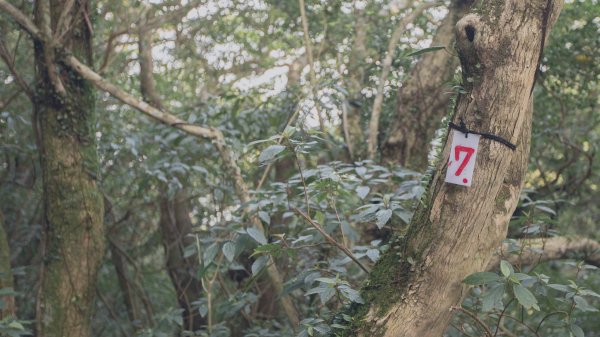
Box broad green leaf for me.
[573,295,599,312]
[258,211,270,225]
[355,166,367,176]
[366,249,380,263]
[570,324,584,337]
[356,185,370,199]
[319,287,336,305]
[513,284,539,310]
[222,241,236,262]
[406,46,445,57]
[247,227,268,245]
[251,255,269,276]
[203,243,218,265]
[339,285,364,304]
[482,284,505,312]
[375,209,393,229]
[258,144,285,163]
[500,260,514,277]
[463,272,503,285]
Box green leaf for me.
[222,241,236,262]
[258,211,270,225]
[573,295,599,312]
[366,249,380,263]
[570,324,584,337]
[500,260,514,277]
[319,287,336,305]
[356,186,370,199]
[513,284,539,310]
[463,272,503,286]
[247,227,268,245]
[315,277,337,285]
[375,209,393,229]
[259,144,285,163]
[548,284,570,293]
[251,243,281,257]
[251,255,269,276]
[482,284,505,312]
[406,46,445,57]
[339,285,364,304]
[7,321,25,330]
[203,243,218,265]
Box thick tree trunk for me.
[380,0,473,170]
[349,1,563,336]
[34,1,105,336]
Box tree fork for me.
[348,1,563,336]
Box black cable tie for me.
[449,117,516,151]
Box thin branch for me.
[294,207,370,274]
[298,0,325,132]
[367,1,439,159]
[0,38,33,99]
[0,0,42,40]
[450,306,494,337]
[38,0,67,96]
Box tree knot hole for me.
[465,26,475,42]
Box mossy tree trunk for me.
[33,1,105,336]
[380,0,473,170]
[350,1,563,336]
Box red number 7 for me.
[454,145,475,176]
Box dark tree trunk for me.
[159,189,205,331]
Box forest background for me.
[0,0,599,336]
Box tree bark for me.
[380,0,473,170]
[0,208,16,318]
[33,1,105,336]
[489,236,600,270]
[158,189,205,331]
[349,1,563,336]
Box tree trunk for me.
[348,1,563,336]
[0,209,16,318]
[34,1,105,336]
[138,22,206,331]
[380,0,473,170]
[159,189,205,331]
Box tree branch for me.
[488,236,600,270]
[367,1,439,159]
[294,207,370,274]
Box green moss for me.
[495,185,511,209]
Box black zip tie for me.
[449,118,517,151]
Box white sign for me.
[445,130,480,187]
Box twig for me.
[294,207,369,274]
[298,0,325,132]
[450,306,493,337]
